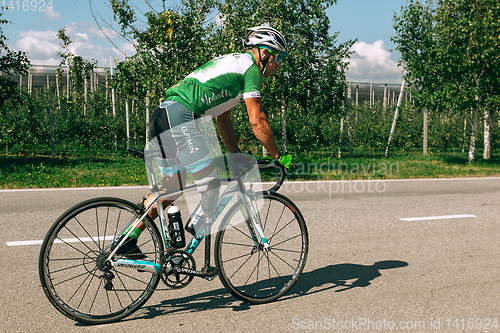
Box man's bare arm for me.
[245,97,280,159]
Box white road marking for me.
[400,214,477,222]
[6,235,115,247]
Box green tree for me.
[0,11,31,154]
[106,0,354,152]
[0,12,30,107]
[216,0,354,151]
[110,0,218,105]
[393,0,500,163]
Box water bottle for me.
[167,205,185,248]
[185,206,204,236]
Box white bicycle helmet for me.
[243,26,289,57]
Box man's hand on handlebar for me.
[275,153,294,172]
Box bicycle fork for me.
[239,193,270,251]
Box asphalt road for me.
[1,177,500,332]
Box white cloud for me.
[42,8,61,20]
[15,30,62,61]
[74,33,89,41]
[118,42,137,57]
[12,21,128,66]
[66,21,120,39]
[346,40,403,83]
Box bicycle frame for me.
[105,175,268,275]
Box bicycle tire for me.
[215,192,308,304]
[38,197,164,325]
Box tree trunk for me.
[468,108,479,164]
[338,117,343,158]
[483,108,491,160]
[385,78,405,157]
[281,101,287,153]
[423,109,428,156]
[347,99,353,158]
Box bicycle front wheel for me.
[215,192,308,304]
[39,197,163,325]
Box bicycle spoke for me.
[269,249,298,271]
[265,252,287,285]
[40,198,163,324]
[270,233,302,249]
[50,257,92,261]
[112,209,122,246]
[73,217,101,252]
[101,207,110,250]
[66,267,97,304]
[50,261,88,275]
[95,209,101,252]
[216,193,308,303]
[261,197,272,231]
[243,253,264,288]
[268,216,295,244]
[53,270,92,287]
[54,236,97,259]
[113,269,135,302]
[76,267,98,311]
[61,225,100,256]
[89,277,104,315]
[222,251,253,264]
[229,251,257,280]
[222,240,255,248]
[113,269,152,286]
[268,204,286,241]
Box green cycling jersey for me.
[165,52,263,119]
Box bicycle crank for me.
[173,265,219,281]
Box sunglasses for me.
[260,46,282,64]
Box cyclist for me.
[118,25,293,259]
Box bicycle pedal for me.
[201,266,219,279]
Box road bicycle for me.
[38,148,308,325]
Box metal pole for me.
[67,64,70,99]
[55,74,60,109]
[146,91,150,145]
[50,94,55,158]
[383,84,387,112]
[338,117,343,158]
[281,100,287,153]
[84,77,87,115]
[370,80,373,107]
[355,85,358,107]
[385,78,405,157]
[110,57,117,149]
[126,100,130,149]
[423,109,428,156]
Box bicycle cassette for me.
[160,249,196,289]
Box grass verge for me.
[1,153,499,189]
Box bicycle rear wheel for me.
[38,197,163,325]
[215,192,308,304]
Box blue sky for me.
[1,0,408,83]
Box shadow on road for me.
[284,260,409,298]
[101,260,408,324]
